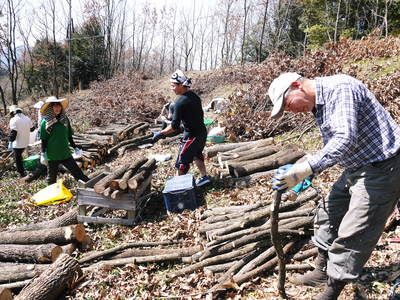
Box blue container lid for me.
[163,174,195,193]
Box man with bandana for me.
[152,70,211,187]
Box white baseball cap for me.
[268,72,302,119]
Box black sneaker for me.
[196,175,211,187]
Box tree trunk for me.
[0,225,88,245]
[0,288,12,300]
[93,159,148,194]
[3,209,78,232]
[128,158,156,190]
[78,240,176,264]
[205,141,261,158]
[0,263,48,284]
[0,244,62,263]
[15,254,82,300]
[228,149,305,178]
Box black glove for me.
[152,132,164,143]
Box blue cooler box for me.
[162,174,198,213]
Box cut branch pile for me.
[165,188,320,292]
[0,209,89,298]
[206,138,305,186]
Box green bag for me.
[23,155,40,171]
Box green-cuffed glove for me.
[274,161,313,191]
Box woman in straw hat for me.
[39,96,89,185]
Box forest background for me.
[0,0,399,114]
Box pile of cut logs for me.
[0,209,89,299]
[73,121,152,170]
[166,188,320,292]
[92,157,156,199]
[206,138,305,186]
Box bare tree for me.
[258,0,268,63]
[0,0,23,105]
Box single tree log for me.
[94,165,130,194]
[229,149,305,178]
[0,225,88,245]
[0,288,12,300]
[127,158,156,190]
[84,253,183,271]
[15,254,83,300]
[118,158,148,190]
[0,280,31,292]
[292,247,318,261]
[225,138,275,154]
[3,209,78,232]
[168,242,261,278]
[110,246,201,260]
[226,170,274,187]
[205,141,260,158]
[108,134,152,154]
[204,262,235,277]
[0,244,62,263]
[224,146,279,168]
[270,190,287,299]
[0,263,48,284]
[78,240,176,264]
[276,263,313,271]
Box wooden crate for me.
[77,172,152,226]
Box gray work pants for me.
[312,152,400,281]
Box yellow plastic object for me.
[32,179,73,206]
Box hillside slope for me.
[0,35,400,299]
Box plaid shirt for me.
[308,75,400,173]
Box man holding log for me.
[268,72,400,300]
[152,70,210,187]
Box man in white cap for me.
[152,70,210,186]
[268,73,400,300]
[8,105,35,178]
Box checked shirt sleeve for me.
[308,84,360,173]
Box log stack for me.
[73,122,153,170]
[206,138,305,186]
[0,209,89,298]
[166,188,320,291]
[77,157,157,225]
[92,157,156,199]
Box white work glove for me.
[73,147,83,159]
[274,161,313,191]
[7,142,13,151]
[40,153,48,166]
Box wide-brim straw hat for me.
[40,96,70,115]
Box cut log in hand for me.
[270,190,287,299]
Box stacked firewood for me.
[166,188,320,291]
[0,209,89,299]
[92,157,157,199]
[73,121,152,169]
[206,138,306,186]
